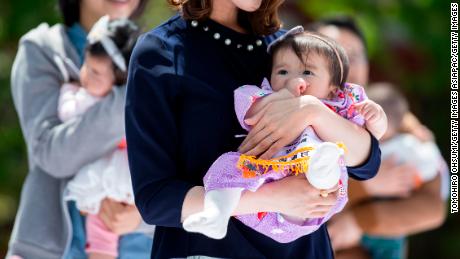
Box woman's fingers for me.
[307,191,338,207]
[111,205,142,235]
[324,183,340,193]
[98,199,115,230]
[309,211,330,218]
[111,201,128,221]
[259,138,284,159]
[297,205,333,219]
[238,124,271,155]
[244,100,271,126]
[245,133,280,157]
[238,112,276,154]
[98,198,128,229]
[272,175,340,219]
[98,213,113,231]
[314,193,338,206]
[98,200,141,235]
[239,119,265,152]
[245,116,295,157]
[100,198,115,220]
[311,205,334,213]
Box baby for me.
[58,16,140,259]
[183,26,387,242]
[367,83,441,188]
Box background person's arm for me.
[400,112,434,142]
[347,158,420,205]
[11,40,125,178]
[353,174,445,237]
[328,174,445,251]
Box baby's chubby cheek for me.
[269,77,284,91]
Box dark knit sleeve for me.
[125,32,193,228]
[346,133,381,180]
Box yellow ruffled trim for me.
[237,142,347,178]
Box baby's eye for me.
[303,70,313,76]
[277,69,288,75]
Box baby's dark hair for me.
[367,82,408,128]
[86,18,140,85]
[269,31,349,89]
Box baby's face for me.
[80,53,115,97]
[270,47,334,99]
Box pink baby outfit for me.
[58,83,134,256]
[203,79,368,243]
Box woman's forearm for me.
[305,98,372,167]
[232,182,277,215]
[181,174,339,222]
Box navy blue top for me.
[125,14,380,259]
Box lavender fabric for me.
[203,79,367,243]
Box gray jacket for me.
[8,23,152,259]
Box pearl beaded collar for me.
[190,20,263,51]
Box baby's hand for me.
[353,100,384,124]
[353,100,388,139]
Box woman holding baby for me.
[125,0,381,258]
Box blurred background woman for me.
[6,0,153,258]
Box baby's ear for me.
[329,84,337,92]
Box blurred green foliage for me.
[0,0,456,258]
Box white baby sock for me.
[183,188,244,239]
[306,142,343,191]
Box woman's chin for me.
[233,0,262,12]
[105,0,137,17]
[107,0,131,6]
[106,10,131,20]
[240,5,260,12]
[107,14,128,20]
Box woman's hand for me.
[238,94,371,166]
[263,174,340,219]
[238,95,321,159]
[363,156,419,198]
[328,211,363,251]
[98,198,142,235]
[245,88,297,119]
